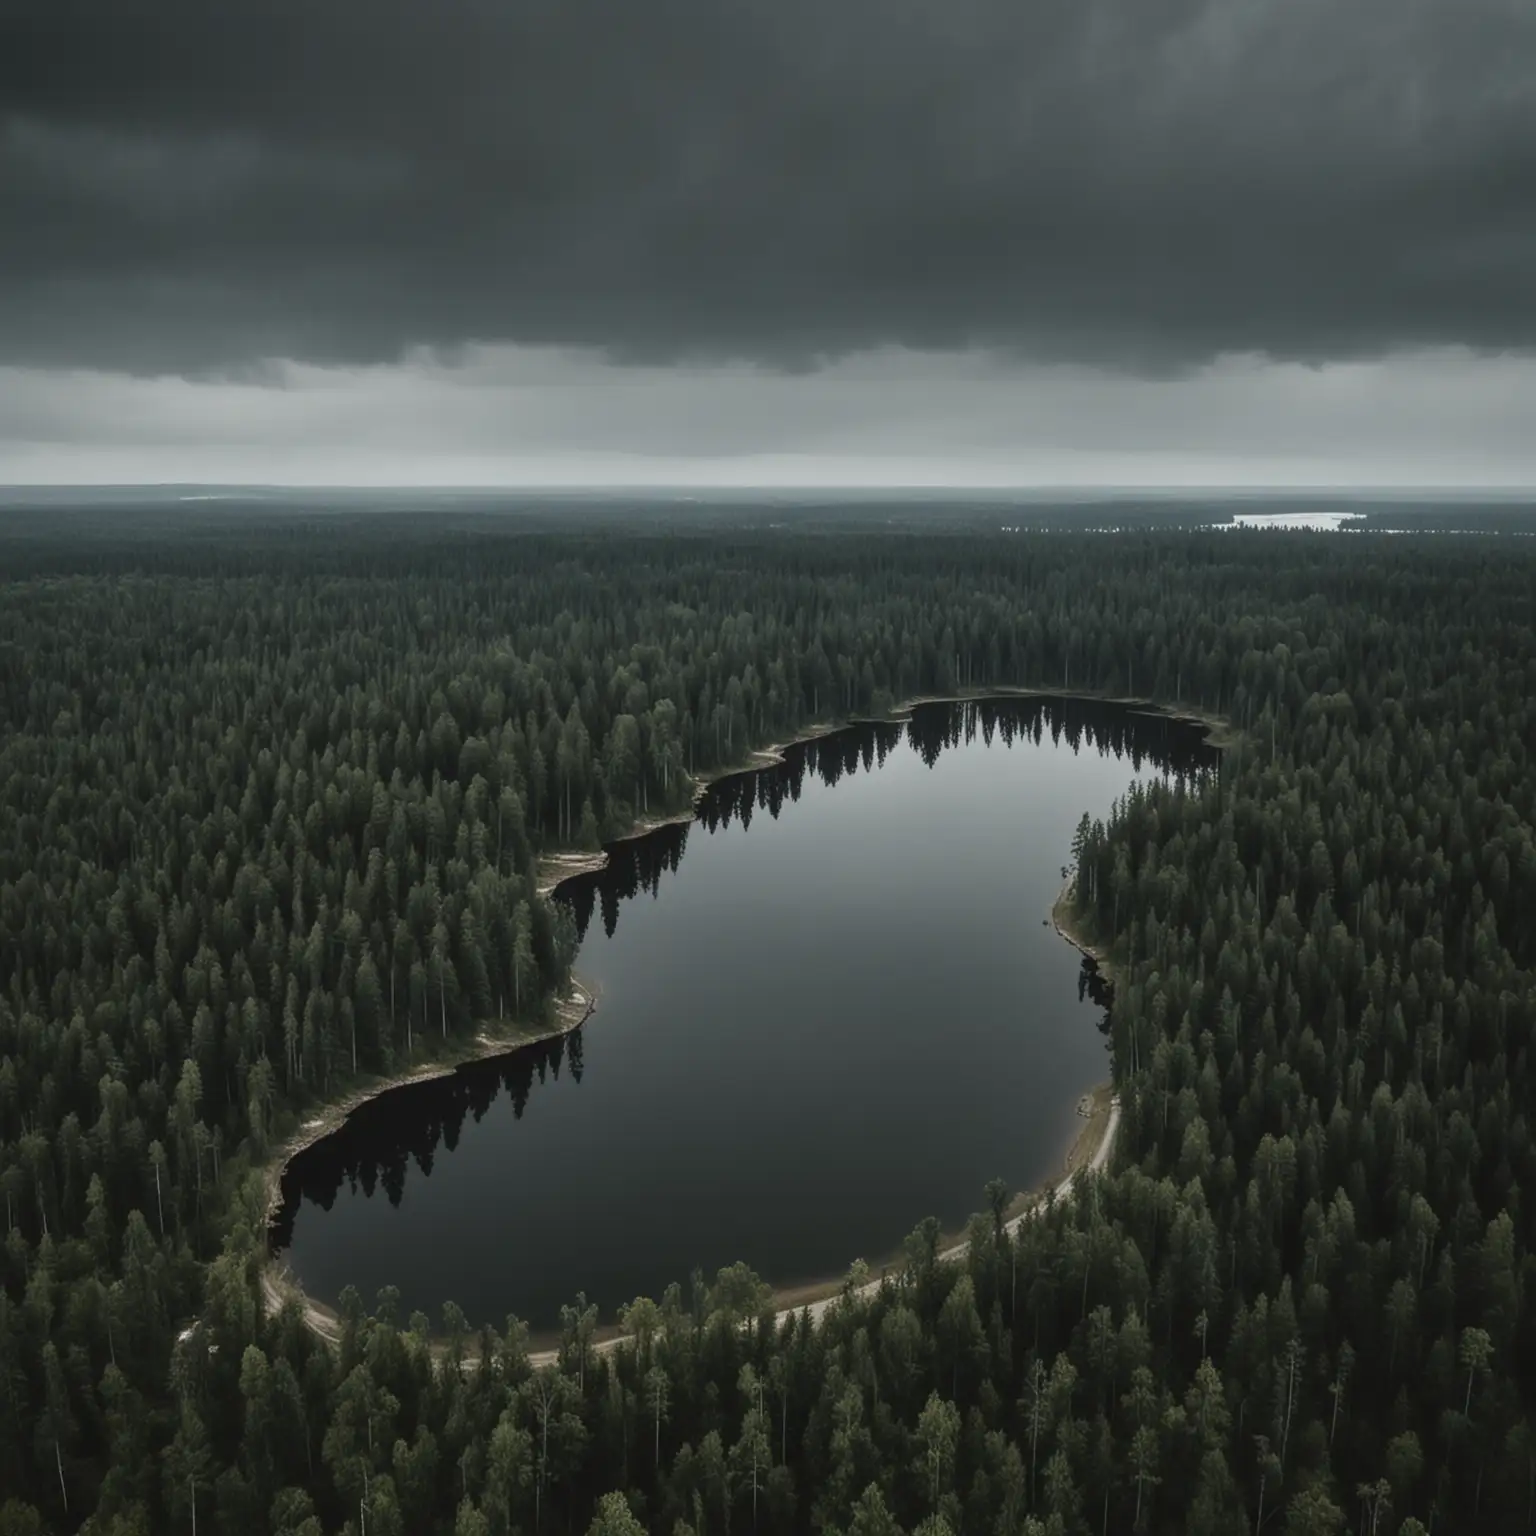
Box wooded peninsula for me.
[1,511,1533,1536]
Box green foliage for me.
[1,516,1535,1532]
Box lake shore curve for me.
[261,689,1226,1347]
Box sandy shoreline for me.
[533,722,849,898]
[534,687,1232,902]
[758,1078,1118,1323]
[261,980,595,1225]
[783,1091,1122,1333]
[519,1084,1122,1364]
[257,979,595,1339]
[1051,878,1100,963]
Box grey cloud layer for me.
[3,0,1534,373]
[7,347,1535,486]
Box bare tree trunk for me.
[538,1406,549,1531]
[1281,1345,1299,1467]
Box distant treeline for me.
[4,496,1532,562]
[0,516,1533,1534]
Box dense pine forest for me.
[1,512,1533,1536]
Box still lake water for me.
[274,698,1216,1329]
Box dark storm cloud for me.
[2,0,1533,373]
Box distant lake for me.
[272,698,1217,1329]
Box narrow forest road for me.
[524,1096,1121,1367]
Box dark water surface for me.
[274,699,1216,1328]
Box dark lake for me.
[273,698,1217,1330]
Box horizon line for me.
[3,483,1536,499]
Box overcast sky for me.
[3,0,1534,487]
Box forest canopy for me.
[0,513,1533,1535]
